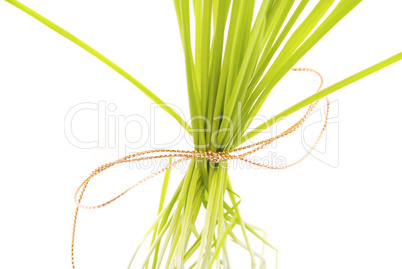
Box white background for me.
[1,1,402,268]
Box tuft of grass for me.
[4,0,401,268]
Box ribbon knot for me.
[195,151,227,162]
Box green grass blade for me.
[217,0,271,148]
[4,0,192,134]
[224,0,255,103]
[174,0,207,150]
[244,0,337,113]
[220,0,293,147]
[249,0,305,93]
[240,52,402,144]
[236,0,363,149]
[207,223,235,269]
[198,0,212,118]
[206,0,231,148]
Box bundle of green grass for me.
[5,0,401,268]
